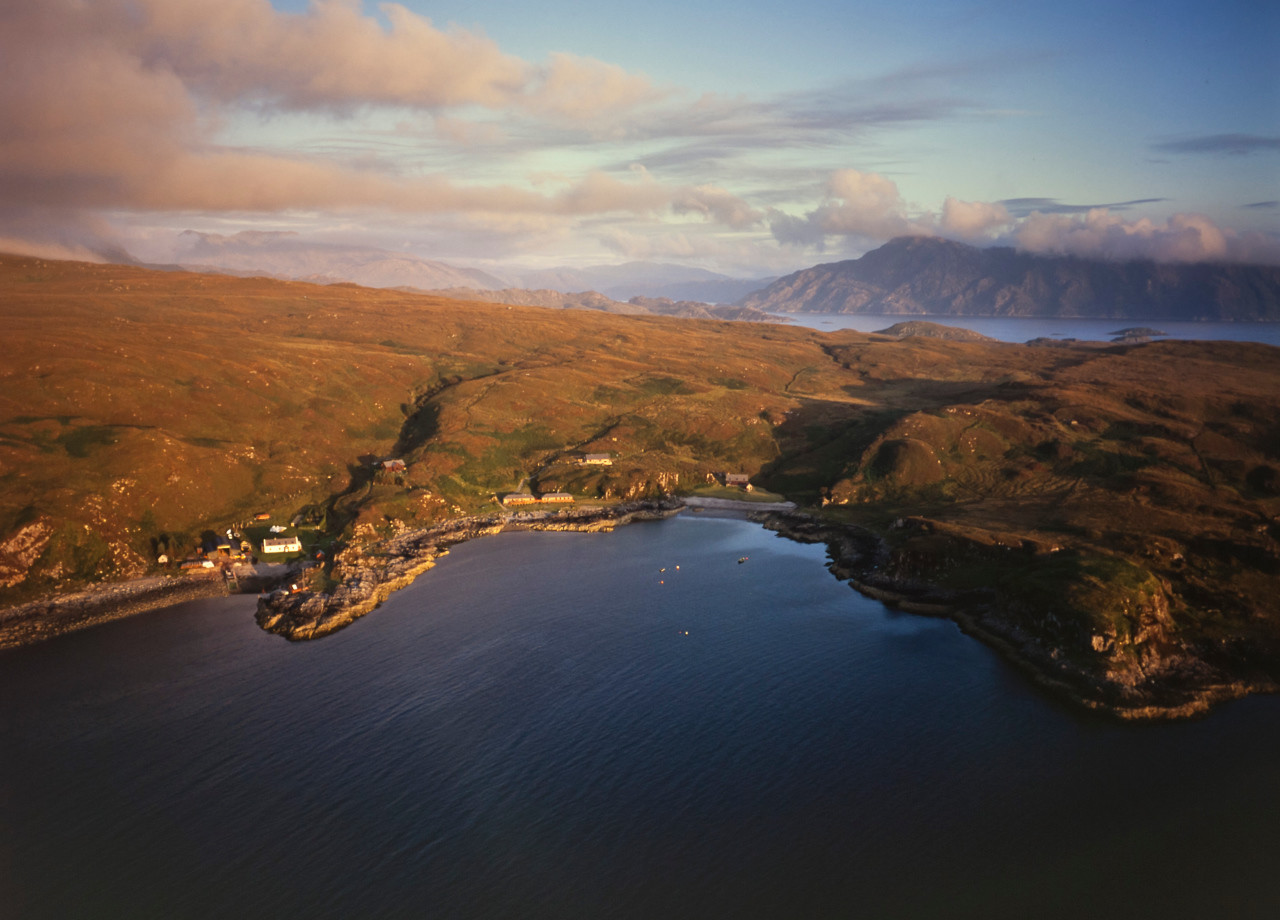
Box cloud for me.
[0,2,666,207]
[940,198,1012,238]
[999,197,1168,217]
[546,169,670,216]
[775,169,933,245]
[597,229,803,277]
[769,169,940,249]
[432,116,509,147]
[0,0,732,246]
[767,168,1280,264]
[0,207,140,264]
[0,3,1272,272]
[523,53,668,126]
[671,186,764,229]
[0,5,197,210]
[0,236,114,264]
[93,0,524,111]
[1151,134,1280,156]
[107,0,671,124]
[1010,209,1280,264]
[1244,200,1279,210]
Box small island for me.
[872,321,994,341]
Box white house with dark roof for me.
[262,536,302,554]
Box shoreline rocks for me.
[7,498,1273,721]
[255,499,684,641]
[759,510,1278,720]
[0,574,231,650]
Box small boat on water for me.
[737,556,748,564]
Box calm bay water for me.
[780,312,1280,346]
[3,515,1279,919]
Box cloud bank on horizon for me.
[1,0,1276,273]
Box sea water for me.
[780,312,1280,346]
[2,515,1278,919]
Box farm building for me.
[262,536,303,554]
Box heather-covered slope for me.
[2,254,1278,718]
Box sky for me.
[1,0,1277,276]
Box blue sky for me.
[1,0,1276,273]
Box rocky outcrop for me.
[760,511,1280,720]
[0,519,55,589]
[255,500,684,641]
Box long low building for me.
[501,492,574,505]
[262,536,303,554]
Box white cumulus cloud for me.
[768,167,1279,264]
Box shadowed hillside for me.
[739,236,1280,320]
[2,254,1278,717]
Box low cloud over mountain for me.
[740,236,1280,321]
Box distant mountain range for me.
[738,236,1280,321]
[164,233,771,304]
[419,287,778,322]
[504,263,775,304]
[146,231,1280,322]
[168,231,506,290]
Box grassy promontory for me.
[2,254,1277,718]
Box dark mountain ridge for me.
[739,236,1280,321]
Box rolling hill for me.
[1,253,1278,718]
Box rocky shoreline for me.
[758,511,1279,720]
[0,573,232,650]
[255,499,684,641]
[5,498,1272,721]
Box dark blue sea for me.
[3,515,1278,919]
[781,313,1280,346]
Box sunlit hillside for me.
[3,253,1278,713]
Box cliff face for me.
[739,236,1280,320]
